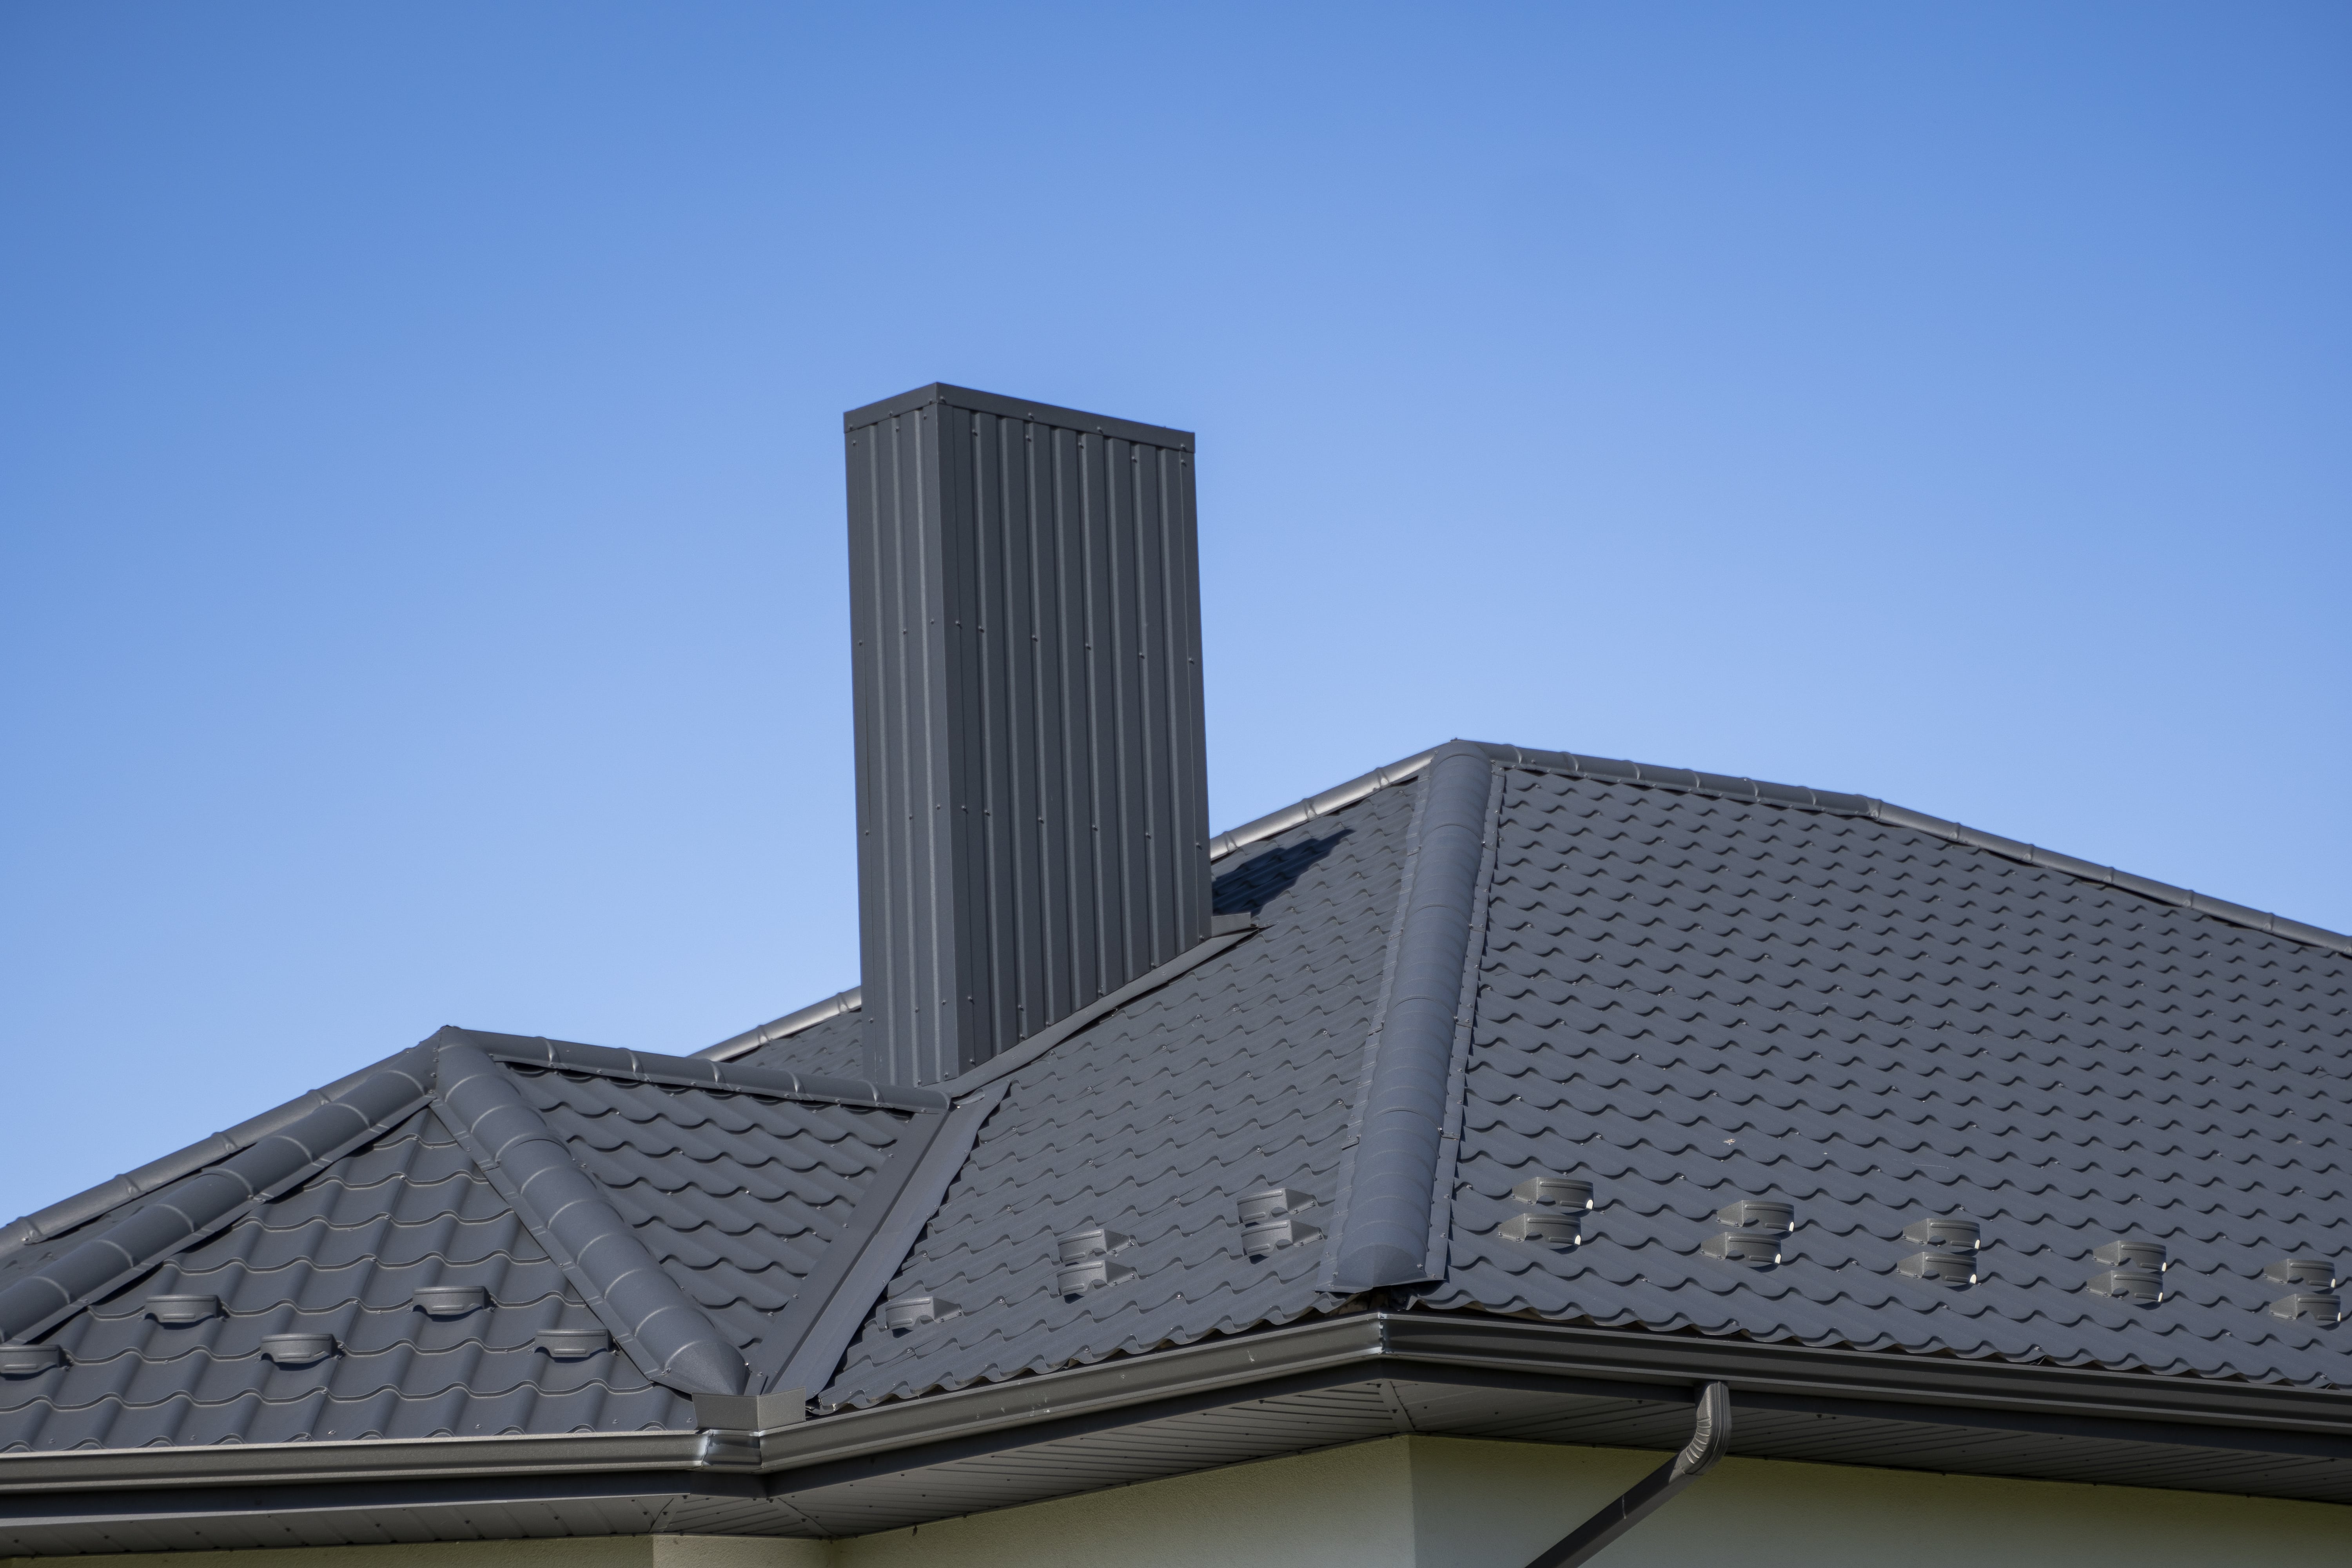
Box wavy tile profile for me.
[4,741,2347,1461]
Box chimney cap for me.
[842,383,1194,450]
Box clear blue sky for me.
[4,4,2346,1217]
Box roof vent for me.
[1716,1200,1795,1235]
[2265,1258,2339,1289]
[2087,1242,2166,1304]
[2088,1270,2165,1304]
[1237,1188,1316,1223]
[1056,1258,1137,1298]
[534,1327,612,1359]
[412,1285,489,1319]
[0,1344,63,1377]
[1512,1176,1595,1209]
[1243,1215,1323,1260]
[1498,1212,1581,1247]
[1903,1217,1981,1251]
[1899,1251,1978,1287]
[1236,1190,1321,1260]
[1056,1225,1138,1297]
[1057,1227,1132,1264]
[2094,1239,2166,1271]
[2270,1292,2343,1325]
[1706,1200,1792,1267]
[881,1294,961,1334]
[259,1332,337,1366]
[1703,1230,1783,1268]
[145,1294,221,1325]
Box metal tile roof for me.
[1428,762,2352,1386]
[0,1035,944,1451]
[510,1065,907,1370]
[0,1103,685,1450]
[818,776,1419,1408]
[5,739,2348,1473]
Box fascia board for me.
[0,1428,704,1495]
[1375,1317,2352,1440]
[746,1314,2352,1479]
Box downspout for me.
[1521,1383,1731,1568]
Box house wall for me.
[833,1435,2350,1568]
[12,1438,2346,1568]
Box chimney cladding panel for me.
[846,385,1210,1086]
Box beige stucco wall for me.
[836,1434,2350,1568]
[16,1437,2348,1568]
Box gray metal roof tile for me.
[0,1039,949,1449]
[1423,762,2352,1390]
[7,740,2348,1464]
[817,782,1418,1409]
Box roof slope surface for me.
[1432,764,2351,1386]
[0,1036,940,1450]
[3,742,2347,1461]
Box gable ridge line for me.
[428,1032,750,1397]
[1217,739,2351,961]
[0,1046,434,1348]
[705,733,2347,1066]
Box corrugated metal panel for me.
[845,383,1211,1087]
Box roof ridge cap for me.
[1327,742,1496,1292]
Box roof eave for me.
[12,1312,2349,1496]
[751,1312,2352,1477]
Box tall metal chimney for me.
[844,384,1211,1086]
